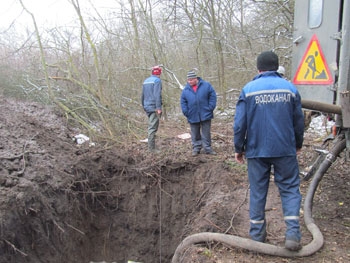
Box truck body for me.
[291,0,350,152]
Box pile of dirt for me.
[0,96,349,263]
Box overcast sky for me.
[1,0,117,31]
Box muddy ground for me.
[0,96,349,263]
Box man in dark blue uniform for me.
[233,51,304,251]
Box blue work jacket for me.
[180,77,217,124]
[234,71,304,158]
[141,75,162,114]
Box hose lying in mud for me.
[171,137,346,263]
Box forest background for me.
[0,0,295,142]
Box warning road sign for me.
[293,34,333,85]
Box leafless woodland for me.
[0,0,294,141]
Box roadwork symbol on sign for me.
[293,34,333,85]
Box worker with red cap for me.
[141,66,163,152]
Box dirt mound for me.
[0,96,349,263]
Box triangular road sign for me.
[293,34,333,85]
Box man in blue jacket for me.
[233,51,304,251]
[141,66,162,152]
[181,70,217,156]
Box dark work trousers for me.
[190,119,212,153]
[247,156,302,242]
[148,112,160,151]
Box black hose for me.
[171,137,346,262]
[304,136,346,226]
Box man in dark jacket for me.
[141,66,162,152]
[181,70,217,156]
[233,51,304,251]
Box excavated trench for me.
[1,149,243,263]
[0,97,246,263]
[2,98,349,263]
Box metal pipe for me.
[301,99,342,115]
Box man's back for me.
[234,71,304,158]
[142,75,162,114]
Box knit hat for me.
[187,70,197,79]
[152,66,162,75]
[257,51,279,71]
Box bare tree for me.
[0,0,295,142]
